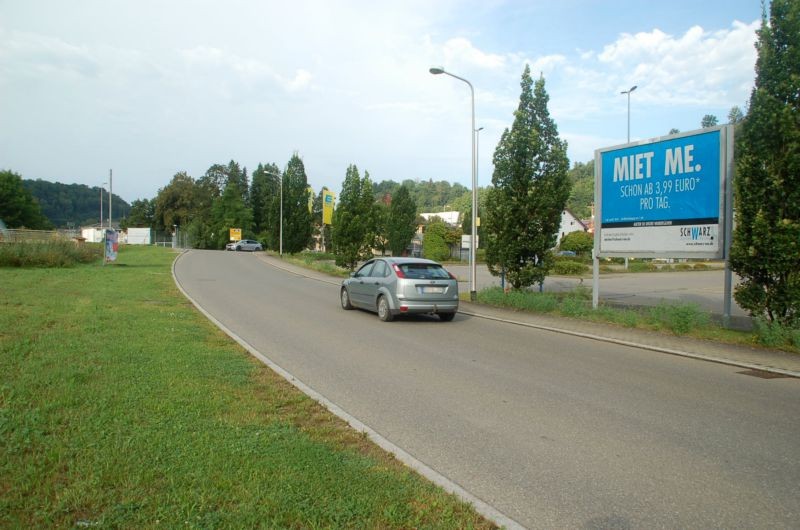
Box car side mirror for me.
[350,271,357,278]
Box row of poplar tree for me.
[133,0,797,326]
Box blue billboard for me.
[595,127,730,258]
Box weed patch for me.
[0,240,102,267]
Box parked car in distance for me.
[340,257,459,322]
[226,239,263,252]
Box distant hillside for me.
[23,179,131,228]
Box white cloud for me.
[442,37,507,70]
[0,29,99,79]
[593,20,759,105]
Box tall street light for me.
[475,126,484,186]
[430,66,478,301]
[621,85,637,143]
[620,86,636,271]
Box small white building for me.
[81,227,105,243]
[420,211,461,227]
[558,209,587,239]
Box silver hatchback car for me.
[340,257,459,322]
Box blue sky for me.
[1,0,763,203]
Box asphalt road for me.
[175,250,800,529]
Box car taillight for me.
[392,264,406,278]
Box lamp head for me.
[429,67,445,75]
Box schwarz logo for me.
[679,225,714,240]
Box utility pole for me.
[109,169,113,228]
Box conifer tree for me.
[280,154,313,253]
[332,165,376,269]
[730,0,800,325]
[484,66,571,288]
[387,184,417,256]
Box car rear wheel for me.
[439,312,456,322]
[377,296,394,322]
[341,288,353,310]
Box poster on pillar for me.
[594,126,731,259]
[104,229,118,262]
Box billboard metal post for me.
[723,126,735,327]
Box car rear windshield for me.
[398,263,451,279]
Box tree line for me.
[0,173,132,229]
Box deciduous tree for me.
[701,114,719,128]
[0,170,51,229]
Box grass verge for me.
[279,251,351,278]
[476,286,799,353]
[0,245,493,528]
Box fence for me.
[0,228,80,242]
[152,230,192,249]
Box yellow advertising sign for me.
[322,190,336,225]
[229,228,242,241]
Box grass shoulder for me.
[1,245,493,528]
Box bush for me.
[559,231,593,254]
[693,263,709,270]
[674,263,692,271]
[422,221,451,262]
[753,317,800,348]
[553,260,588,275]
[0,240,102,267]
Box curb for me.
[173,251,526,530]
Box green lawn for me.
[0,246,493,529]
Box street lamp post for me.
[620,86,637,271]
[430,66,478,301]
[621,85,637,143]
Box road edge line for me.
[172,251,526,530]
